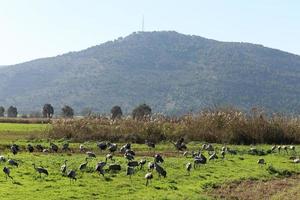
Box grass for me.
[0,143,299,200]
[0,123,50,133]
[0,123,50,142]
[0,118,299,199]
[0,117,50,124]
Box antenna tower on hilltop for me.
[142,15,144,32]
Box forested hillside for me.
[1,31,300,114]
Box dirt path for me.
[209,174,300,200]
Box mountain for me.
[1,31,300,115]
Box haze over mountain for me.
[1,31,300,115]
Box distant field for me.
[0,123,50,141]
[0,117,50,124]
[0,123,50,132]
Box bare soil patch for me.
[209,174,300,200]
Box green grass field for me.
[0,123,49,133]
[0,123,50,142]
[0,123,299,199]
[0,143,299,200]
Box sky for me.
[0,0,300,65]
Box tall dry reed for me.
[48,108,300,144]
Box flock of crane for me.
[0,138,299,186]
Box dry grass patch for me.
[210,174,300,200]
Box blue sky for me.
[0,0,299,65]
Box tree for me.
[42,104,54,118]
[7,106,18,118]
[111,105,123,120]
[0,106,4,117]
[62,105,74,118]
[132,104,152,120]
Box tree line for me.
[0,104,74,118]
[0,103,152,120]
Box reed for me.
[48,107,300,144]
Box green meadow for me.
[0,123,50,142]
[0,123,299,199]
[0,142,299,199]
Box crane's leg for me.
[145,179,149,186]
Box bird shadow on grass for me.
[168,180,177,184]
[33,176,50,181]
[198,175,207,179]
[104,177,113,182]
[46,178,57,182]
[169,185,178,190]
[44,185,53,188]
[13,181,22,185]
